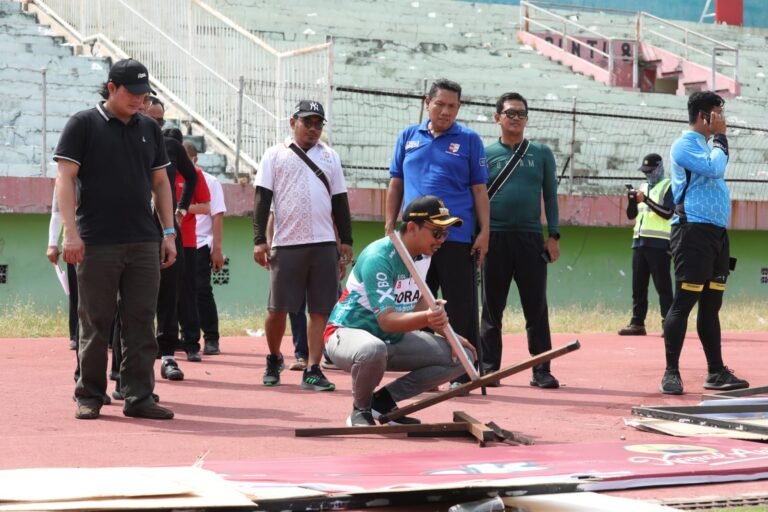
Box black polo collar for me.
[96,101,140,125]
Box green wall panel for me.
[1,214,765,316]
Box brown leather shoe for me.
[75,403,101,420]
[618,324,647,336]
[123,403,174,420]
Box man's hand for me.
[455,334,477,361]
[384,220,396,235]
[339,243,353,266]
[472,230,489,266]
[710,111,727,135]
[635,190,645,203]
[160,237,177,269]
[544,236,560,264]
[46,246,60,264]
[426,299,449,333]
[62,233,85,265]
[211,247,225,272]
[253,243,271,269]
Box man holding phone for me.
[479,92,561,389]
[660,91,748,395]
[618,154,674,336]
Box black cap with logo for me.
[293,100,325,120]
[108,58,155,95]
[402,195,463,227]
[638,153,663,173]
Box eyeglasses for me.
[299,117,326,129]
[501,109,528,119]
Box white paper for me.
[53,263,69,296]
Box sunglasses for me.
[419,224,449,240]
[501,109,528,119]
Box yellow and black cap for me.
[402,195,463,228]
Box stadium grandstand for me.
[0,0,766,315]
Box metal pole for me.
[235,75,244,179]
[275,55,283,144]
[417,78,428,124]
[568,97,576,194]
[41,68,48,177]
[325,35,334,146]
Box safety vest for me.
[633,178,672,240]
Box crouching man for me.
[324,195,477,426]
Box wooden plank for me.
[453,411,495,445]
[295,422,471,438]
[380,340,581,423]
[388,232,478,380]
[486,421,536,446]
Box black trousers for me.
[196,245,220,345]
[425,241,477,348]
[156,234,184,356]
[178,246,201,352]
[480,232,552,373]
[630,246,673,326]
[75,243,160,409]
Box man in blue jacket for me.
[660,91,748,395]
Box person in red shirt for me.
[168,130,211,362]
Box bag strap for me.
[288,142,331,195]
[487,138,529,201]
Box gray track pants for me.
[326,328,469,410]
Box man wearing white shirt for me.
[252,100,353,391]
[185,142,227,356]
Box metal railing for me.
[520,1,637,88]
[519,1,738,94]
[31,0,333,176]
[638,11,738,90]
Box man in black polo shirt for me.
[56,58,177,420]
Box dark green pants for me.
[75,242,160,410]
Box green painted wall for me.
[1,214,765,316]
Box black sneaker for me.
[161,359,184,381]
[203,342,221,355]
[346,407,375,426]
[660,370,684,395]
[530,370,560,389]
[186,350,202,362]
[371,388,421,425]
[704,367,749,391]
[263,354,284,386]
[301,364,335,391]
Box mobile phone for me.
[541,249,552,264]
[625,184,634,190]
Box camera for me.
[625,184,636,200]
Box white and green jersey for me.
[325,237,430,343]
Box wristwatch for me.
[549,233,561,240]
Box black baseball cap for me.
[639,153,662,172]
[293,100,325,120]
[402,195,463,227]
[108,58,155,95]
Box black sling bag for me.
[487,139,529,201]
[288,142,331,195]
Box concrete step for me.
[0,35,74,57]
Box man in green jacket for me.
[479,92,561,389]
